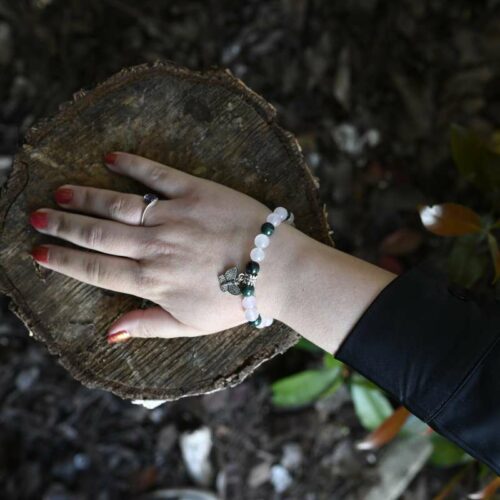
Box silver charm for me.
[218,266,242,295]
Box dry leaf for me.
[418,203,482,236]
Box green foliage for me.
[447,233,490,287]
[271,352,345,408]
[294,337,323,353]
[271,367,342,408]
[429,433,473,467]
[450,124,500,193]
[349,374,393,431]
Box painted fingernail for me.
[107,330,131,344]
[31,246,49,263]
[55,187,73,204]
[30,211,48,229]
[104,152,118,167]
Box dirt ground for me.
[1,0,499,498]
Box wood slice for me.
[0,61,334,401]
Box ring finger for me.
[54,184,165,226]
[29,208,152,260]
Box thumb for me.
[106,306,203,344]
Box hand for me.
[29,152,301,343]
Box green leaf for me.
[294,337,322,353]
[271,368,342,408]
[446,234,489,288]
[429,433,473,467]
[323,353,344,369]
[450,124,500,192]
[350,378,393,431]
[400,414,429,438]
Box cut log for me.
[0,61,334,401]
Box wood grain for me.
[0,61,334,401]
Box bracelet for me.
[218,206,295,329]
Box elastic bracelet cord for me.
[240,206,295,329]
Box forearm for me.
[265,224,397,353]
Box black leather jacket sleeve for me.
[334,259,500,474]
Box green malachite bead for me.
[246,261,260,276]
[261,222,274,236]
[249,315,262,327]
[241,284,255,296]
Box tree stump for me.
[0,61,334,401]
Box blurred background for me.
[1,0,500,498]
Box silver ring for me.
[140,193,159,226]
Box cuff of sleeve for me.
[334,259,500,473]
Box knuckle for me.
[108,196,127,220]
[81,224,104,248]
[84,257,105,284]
[141,236,170,257]
[149,165,169,185]
[136,265,161,294]
[54,213,69,235]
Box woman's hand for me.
[29,152,302,343]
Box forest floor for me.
[1,0,500,498]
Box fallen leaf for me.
[418,203,482,236]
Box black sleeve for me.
[334,259,500,475]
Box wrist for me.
[256,221,308,325]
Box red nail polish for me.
[30,211,48,229]
[55,188,73,204]
[107,330,131,344]
[104,152,118,166]
[31,246,49,263]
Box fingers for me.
[29,208,152,260]
[54,184,166,226]
[106,306,206,343]
[104,152,196,199]
[30,244,145,298]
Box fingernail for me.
[31,246,49,263]
[104,152,118,167]
[55,187,73,204]
[107,330,131,344]
[30,211,48,229]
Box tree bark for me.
[0,61,334,401]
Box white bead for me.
[254,233,270,249]
[244,308,259,322]
[274,207,288,221]
[266,213,282,227]
[242,296,257,309]
[263,317,273,327]
[257,316,274,329]
[250,247,265,262]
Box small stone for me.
[254,233,270,249]
[245,308,259,322]
[266,213,282,227]
[249,314,262,326]
[245,261,260,276]
[270,464,293,493]
[250,247,265,262]
[242,295,257,309]
[144,193,158,204]
[274,207,288,221]
[261,222,275,236]
[241,284,255,296]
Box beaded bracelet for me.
[218,206,295,329]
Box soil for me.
[1,0,499,498]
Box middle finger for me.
[54,184,166,226]
[29,208,151,259]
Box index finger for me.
[104,152,196,199]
